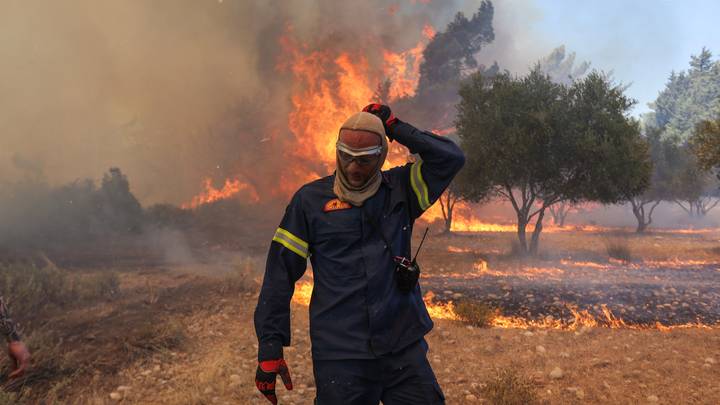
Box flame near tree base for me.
[290,281,718,331]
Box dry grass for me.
[0,264,119,313]
[74,271,120,301]
[123,319,186,357]
[420,229,720,274]
[0,392,18,405]
[482,367,540,405]
[218,258,255,295]
[142,338,249,405]
[454,299,497,327]
[3,330,80,402]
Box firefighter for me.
[254,104,464,404]
[0,296,31,379]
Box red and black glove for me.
[255,358,293,404]
[362,103,399,140]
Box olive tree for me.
[455,69,649,254]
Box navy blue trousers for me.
[313,339,445,405]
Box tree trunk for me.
[677,199,709,217]
[692,201,702,217]
[549,202,570,227]
[516,218,529,255]
[439,190,457,234]
[443,203,454,234]
[529,207,546,255]
[631,200,647,233]
[634,214,648,233]
[557,210,567,227]
[631,198,659,233]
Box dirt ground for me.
[3,228,720,404]
[70,296,720,405]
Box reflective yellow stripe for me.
[410,160,431,210]
[272,227,309,259]
[275,227,308,249]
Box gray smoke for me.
[0,0,467,204]
[0,0,551,204]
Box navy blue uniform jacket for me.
[254,121,465,361]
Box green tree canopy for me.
[455,69,649,254]
[692,117,720,171]
[644,48,720,217]
[646,47,720,143]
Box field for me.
[2,227,720,404]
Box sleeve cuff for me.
[258,340,284,362]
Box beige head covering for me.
[333,112,389,206]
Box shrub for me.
[604,238,632,262]
[0,264,71,313]
[482,367,539,405]
[454,299,496,327]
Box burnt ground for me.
[2,227,720,404]
[420,229,720,326]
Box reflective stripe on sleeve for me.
[272,227,309,259]
[410,160,431,210]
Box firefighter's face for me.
[338,129,382,187]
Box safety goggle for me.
[336,142,382,166]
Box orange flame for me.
[291,280,718,330]
[183,23,434,208]
[276,24,436,195]
[291,280,314,307]
[423,291,459,320]
[421,200,617,233]
[382,24,434,100]
[181,178,259,209]
[292,281,460,320]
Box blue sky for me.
[527,0,720,116]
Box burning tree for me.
[395,0,497,132]
[455,69,649,255]
[381,1,497,234]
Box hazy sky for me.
[526,0,720,116]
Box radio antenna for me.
[412,227,430,262]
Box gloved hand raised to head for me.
[362,103,399,141]
[255,358,293,404]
